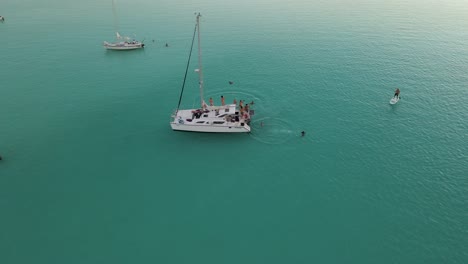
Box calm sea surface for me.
[1,0,467,263]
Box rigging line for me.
[112,0,120,35]
[176,21,198,111]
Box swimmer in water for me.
[301,131,305,137]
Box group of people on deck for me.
[208,96,251,108]
[207,95,252,121]
[125,40,139,45]
[208,95,229,107]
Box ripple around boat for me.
[170,13,252,133]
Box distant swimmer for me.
[301,131,305,137]
[0,154,3,160]
[0,16,4,22]
[165,43,169,47]
[394,88,400,99]
[229,81,234,85]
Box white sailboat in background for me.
[103,0,144,50]
[170,13,252,133]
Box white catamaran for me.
[170,13,252,133]
[103,0,144,50]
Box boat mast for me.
[112,0,120,38]
[196,13,204,107]
[175,14,198,112]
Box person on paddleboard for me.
[394,88,400,99]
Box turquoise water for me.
[1,0,467,263]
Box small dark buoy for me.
[229,81,234,85]
[301,131,305,137]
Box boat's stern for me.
[243,123,251,133]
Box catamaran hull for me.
[105,46,143,50]
[170,123,250,133]
[103,42,144,50]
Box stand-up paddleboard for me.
[390,96,400,105]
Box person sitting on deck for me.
[196,110,203,118]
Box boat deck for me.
[171,104,252,133]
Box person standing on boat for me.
[209,97,214,106]
[233,98,237,105]
[394,88,400,99]
[221,95,225,106]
